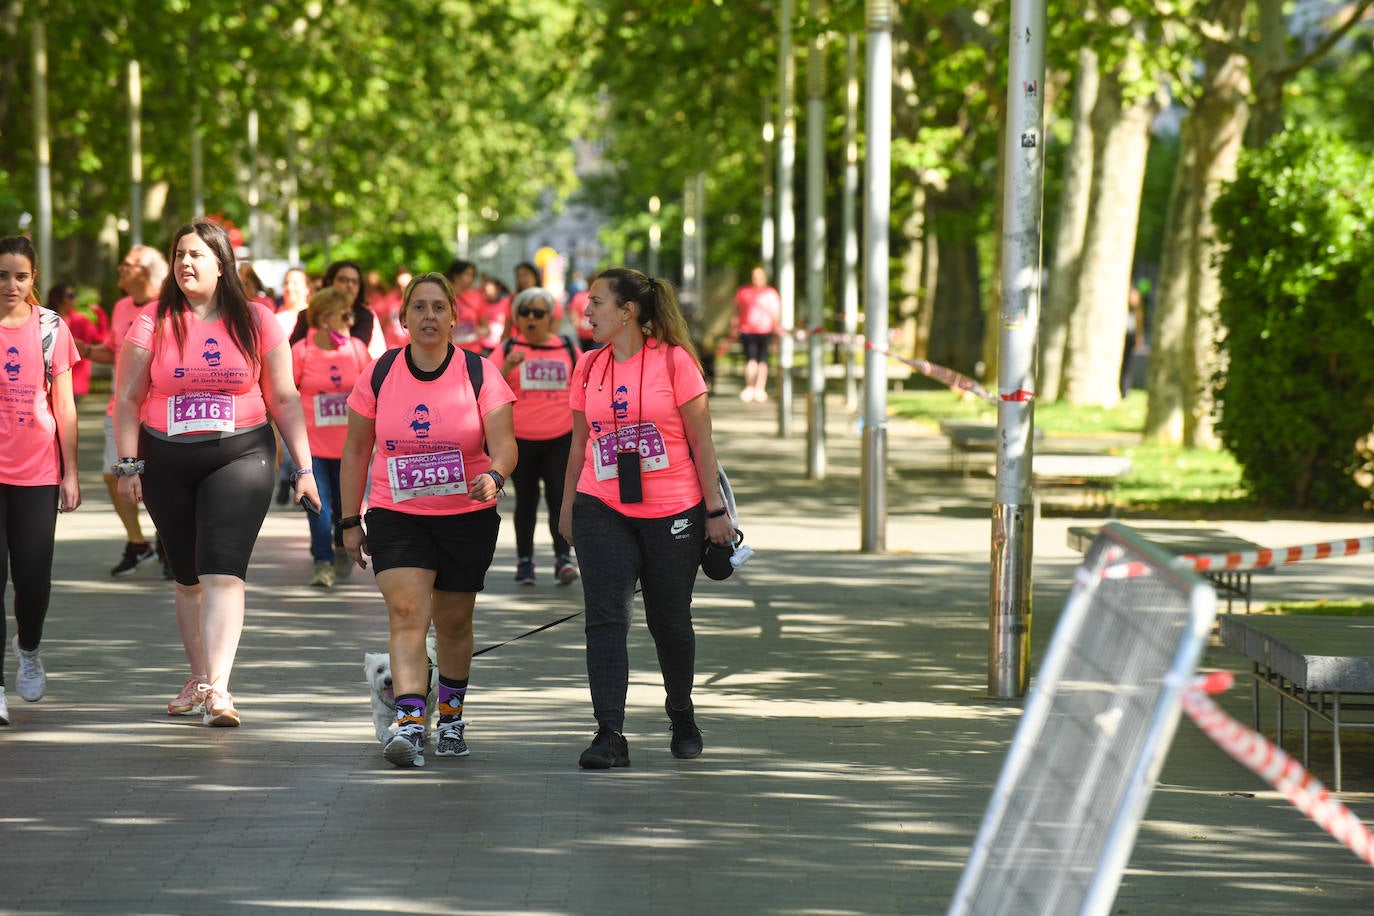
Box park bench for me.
[1217,614,1374,792]
[1068,524,1267,612]
[938,419,1044,474]
[1026,453,1132,515]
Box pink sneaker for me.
[202,688,241,727]
[167,676,210,716]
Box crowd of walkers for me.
[0,226,737,774]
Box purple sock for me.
[438,676,468,721]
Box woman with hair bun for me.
[558,268,732,769]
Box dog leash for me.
[472,610,584,657]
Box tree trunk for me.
[1039,47,1099,401]
[1145,0,1250,445]
[928,182,984,376]
[1062,61,1158,408]
[897,185,927,358]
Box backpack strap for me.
[372,345,483,401]
[38,306,60,390]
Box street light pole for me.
[860,1,892,553]
[32,20,52,303]
[805,0,828,480]
[129,60,143,247]
[989,0,1048,699]
[776,0,797,437]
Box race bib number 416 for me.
[168,392,235,435]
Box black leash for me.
[472,610,584,657]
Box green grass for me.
[1258,600,1374,617]
[888,388,1253,514]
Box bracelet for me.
[290,467,314,484]
[338,515,363,530]
[706,507,728,519]
[110,458,145,478]
[486,469,505,492]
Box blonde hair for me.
[307,286,353,329]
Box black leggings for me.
[0,484,58,688]
[572,493,703,732]
[511,433,571,559]
[139,424,276,585]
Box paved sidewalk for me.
[1,379,1371,915]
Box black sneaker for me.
[111,541,156,576]
[156,536,174,580]
[578,728,630,769]
[666,700,703,759]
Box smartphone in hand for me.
[299,495,322,519]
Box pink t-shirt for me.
[503,335,578,441]
[735,285,780,335]
[568,291,593,343]
[454,290,486,352]
[292,333,371,460]
[372,290,409,349]
[0,307,79,487]
[104,294,159,416]
[125,301,286,434]
[480,297,509,350]
[569,341,708,518]
[347,347,516,516]
[65,309,102,396]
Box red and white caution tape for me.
[1181,671,1374,867]
[863,340,997,403]
[1103,534,1374,580]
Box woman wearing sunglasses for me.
[500,287,581,586]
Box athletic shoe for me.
[435,719,470,757]
[309,561,334,588]
[12,636,46,702]
[555,555,579,585]
[332,552,354,581]
[578,728,630,769]
[0,686,9,725]
[515,558,535,586]
[110,541,156,576]
[665,700,703,759]
[384,723,426,768]
[167,676,210,716]
[202,687,241,727]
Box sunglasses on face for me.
[517,308,548,319]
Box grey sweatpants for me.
[571,493,704,733]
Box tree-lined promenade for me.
[6,2,1374,508]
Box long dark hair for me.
[157,220,261,367]
[323,260,365,311]
[595,267,701,371]
[0,236,41,307]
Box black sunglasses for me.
[517,308,548,319]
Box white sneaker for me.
[309,561,334,588]
[0,686,9,724]
[12,636,46,702]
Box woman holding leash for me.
[0,236,81,725]
[558,268,732,770]
[500,286,580,587]
[340,272,516,769]
[114,220,320,728]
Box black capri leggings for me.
[511,433,572,559]
[139,424,276,585]
[0,484,58,687]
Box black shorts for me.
[364,506,500,593]
[740,333,772,363]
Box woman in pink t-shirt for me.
[340,272,517,769]
[47,284,99,399]
[291,287,371,589]
[557,268,733,770]
[732,266,780,403]
[0,236,81,723]
[500,287,580,587]
[113,220,320,729]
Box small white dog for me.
[364,638,439,744]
